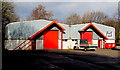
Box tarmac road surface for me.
[3,49,120,70]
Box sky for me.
[12,1,119,20]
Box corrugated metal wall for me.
[5,40,26,50]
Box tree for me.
[102,11,119,44]
[112,12,118,22]
[27,5,53,20]
[117,2,120,44]
[2,2,19,26]
[64,13,81,25]
[82,11,108,23]
[1,1,19,50]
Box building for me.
[5,20,116,50]
[62,23,115,49]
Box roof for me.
[81,23,108,39]
[29,21,65,39]
[6,20,65,39]
[5,20,115,40]
[63,23,115,39]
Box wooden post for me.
[31,40,36,50]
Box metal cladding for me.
[6,20,52,39]
[5,20,115,40]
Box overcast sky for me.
[13,2,118,20]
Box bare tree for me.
[1,2,19,25]
[27,5,53,20]
[82,11,108,23]
[119,2,120,43]
[64,13,81,25]
[1,1,19,50]
[111,11,118,22]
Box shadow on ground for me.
[2,50,120,70]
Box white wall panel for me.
[5,40,26,50]
[105,40,115,43]
[58,40,61,49]
[36,40,43,50]
[92,40,98,44]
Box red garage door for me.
[81,32,92,44]
[44,31,58,49]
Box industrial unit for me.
[5,20,116,50]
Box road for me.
[3,49,120,70]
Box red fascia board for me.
[29,21,65,39]
[53,21,66,31]
[82,23,108,39]
[82,23,92,31]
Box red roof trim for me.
[82,23,108,39]
[29,21,65,39]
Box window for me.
[72,39,74,41]
[75,39,77,41]
[63,39,67,42]
[72,39,77,41]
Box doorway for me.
[44,30,58,49]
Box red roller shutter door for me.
[81,32,92,44]
[44,31,58,49]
